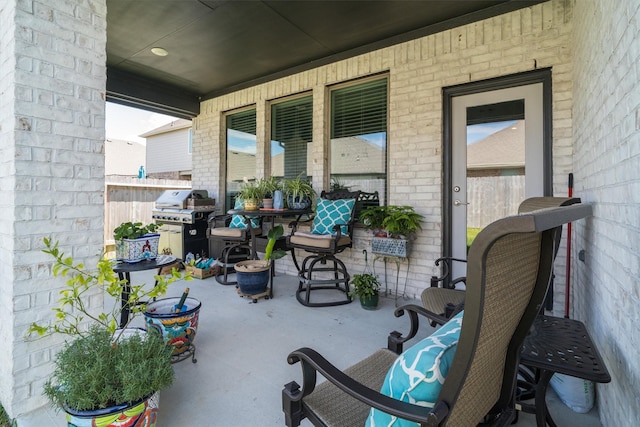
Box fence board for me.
[104,177,191,245]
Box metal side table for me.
[112,255,178,327]
[518,315,611,427]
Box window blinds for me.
[271,96,312,178]
[331,78,388,139]
[227,108,256,134]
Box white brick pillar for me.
[0,0,107,418]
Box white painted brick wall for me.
[195,0,574,301]
[0,0,107,419]
[572,0,640,425]
[0,0,19,416]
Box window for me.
[226,108,257,209]
[270,95,313,180]
[330,77,387,203]
[188,129,193,154]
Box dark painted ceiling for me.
[106,0,545,118]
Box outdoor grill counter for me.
[152,190,215,260]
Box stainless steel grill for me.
[152,190,215,260]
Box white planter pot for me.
[115,234,160,263]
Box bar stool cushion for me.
[366,311,464,426]
[311,197,356,235]
[289,231,351,249]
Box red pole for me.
[565,173,573,318]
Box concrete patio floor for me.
[20,270,602,427]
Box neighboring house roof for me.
[140,118,192,138]
[105,138,146,176]
[467,120,524,169]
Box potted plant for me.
[283,174,316,209]
[235,224,287,297]
[114,221,161,263]
[359,205,389,237]
[361,205,424,257]
[258,176,281,209]
[27,238,189,426]
[237,179,264,211]
[348,273,382,310]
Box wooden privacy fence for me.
[466,175,525,228]
[104,176,191,249]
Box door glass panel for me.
[465,100,525,250]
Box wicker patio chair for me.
[282,203,592,427]
[421,197,582,323]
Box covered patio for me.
[2,0,638,426]
[20,270,601,426]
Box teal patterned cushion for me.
[311,198,356,235]
[229,198,260,229]
[365,311,464,427]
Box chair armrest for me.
[288,215,314,234]
[387,304,450,353]
[285,347,448,426]
[207,212,232,227]
[430,257,467,289]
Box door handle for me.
[454,199,469,206]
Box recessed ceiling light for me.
[151,47,168,57]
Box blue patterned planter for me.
[64,391,159,427]
[144,297,201,360]
[115,234,160,263]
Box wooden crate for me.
[185,264,219,279]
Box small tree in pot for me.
[348,273,382,310]
[27,238,189,426]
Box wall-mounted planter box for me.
[116,234,160,263]
[371,237,410,258]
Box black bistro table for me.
[518,315,611,427]
[112,255,178,327]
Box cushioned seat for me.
[207,197,262,285]
[282,203,593,427]
[287,190,360,307]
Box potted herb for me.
[27,238,189,426]
[235,225,287,298]
[237,179,264,211]
[114,221,161,263]
[258,176,281,209]
[283,174,316,209]
[348,273,382,309]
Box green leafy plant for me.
[264,225,287,262]
[283,174,316,208]
[382,205,424,238]
[0,403,16,427]
[258,176,281,198]
[237,179,264,202]
[359,205,389,231]
[113,221,160,240]
[330,177,351,192]
[26,238,191,412]
[348,273,382,298]
[360,205,424,239]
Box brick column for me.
[0,0,107,418]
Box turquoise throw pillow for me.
[311,198,356,235]
[229,197,260,229]
[365,311,464,427]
